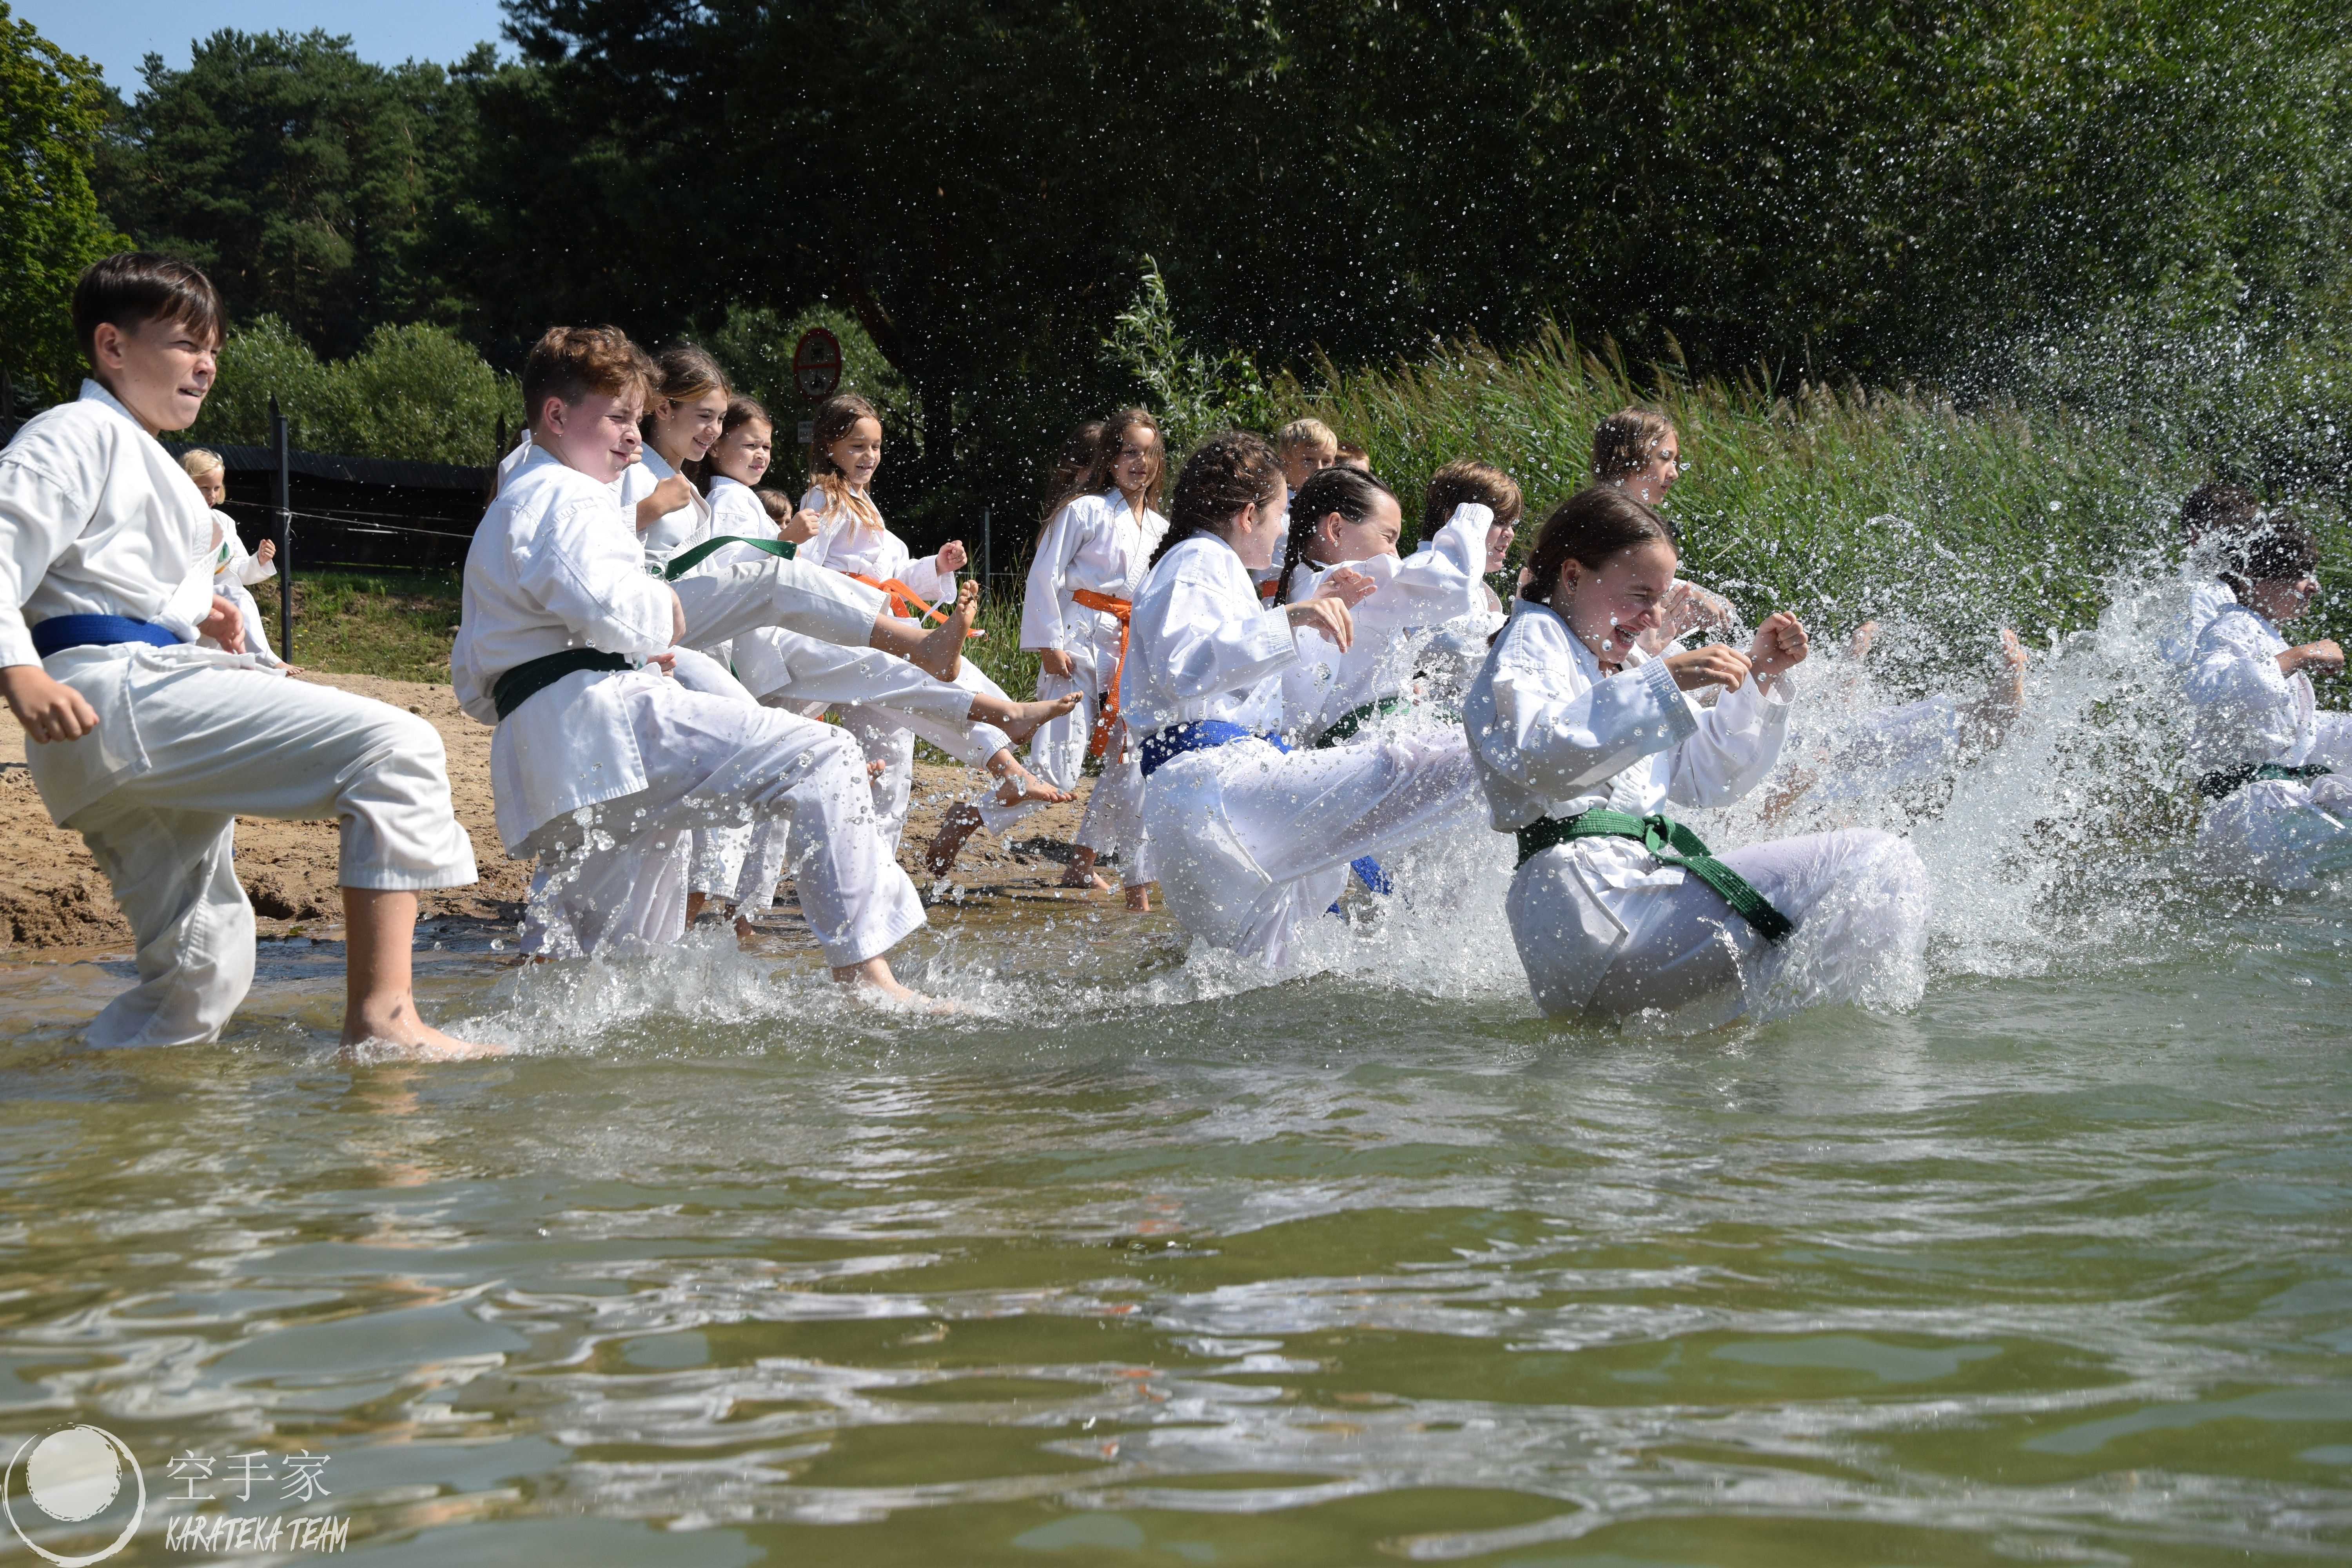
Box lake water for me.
[1,583,2347,1566]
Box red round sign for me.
[792,328,844,402]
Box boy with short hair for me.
[0,253,483,1054]
[1275,417,1339,493]
[452,326,929,998]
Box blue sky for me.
[20,0,509,90]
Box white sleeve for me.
[1480,653,1697,800]
[517,497,678,657]
[451,620,495,724]
[0,449,89,666]
[1137,573,1298,702]
[1345,502,1489,633]
[1021,504,1083,650]
[1666,672,1797,808]
[2187,615,2299,759]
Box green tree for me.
[96,30,496,358]
[189,315,515,465]
[0,3,124,408]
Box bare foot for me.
[1124,883,1152,912]
[867,759,889,781]
[734,913,757,947]
[685,889,708,924]
[993,764,1072,808]
[1847,620,1880,662]
[831,955,956,1011]
[1059,846,1114,891]
[909,582,978,681]
[340,998,506,1060]
[925,803,983,878]
[997,692,1081,744]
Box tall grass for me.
[1293,325,2351,695]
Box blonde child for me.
[179,447,281,665]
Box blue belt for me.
[1137,719,1391,897]
[30,615,179,658]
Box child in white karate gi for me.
[1592,408,1740,654]
[798,394,1020,848]
[2157,482,2258,665]
[2183,510,2352,889]
[0,254,481,1054]
[452,325,931,998]
[1465,485,1930,1025]
[180,448,282,665]
[1271,465,1489,747]
[1020,408,1170,905]
[1123,433,1486,966]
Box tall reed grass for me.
[1292,325,2348,695]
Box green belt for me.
[2196,761,2332,800]
[660,534,797,581]
[492,648,631,720]
[1514,808,1796,941]
[1311,695,1413,748]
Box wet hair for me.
[1276,465,1396,604]
[1591,407,1677,483]
[2214,509,2318,601]
[1422,458,1523,541]
[73,252,225,363]
[1038,419,1107,532]
[1519,485,1676,606]
[690,394,771,486]
[179,447,226,480]
[1149,430,1284,570]
[1277,416,1337,457]
[521,326,646,420]
[755,487,796,523]
[809,393,886,532]
[2180,481,2258,545]
[1100,407,1167,513]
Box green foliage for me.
[1293,326,2240,695]
[247,567,462,682]
[190,316,515,463]
[704,302,921,489]
[94,30,497,359]
[0,4,125,405]
[1104,260,1275,460]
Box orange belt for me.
[1069,588,1132,759]
[844,572,978,637]
[1257,575,1279,601]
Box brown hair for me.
[755,487,796,523]
[1101,407,1167,513]
[2214,509,2318,601]
[1591,408,1677,483]
[642,343,730,454]
[1520,486,1676,606]
[1277,465,1395,604]
[689,394,771,486]
[2180,481,2258,545]
[521,326,646,421]
[1335,442,1369,468]
[1150,430,1284,570]
[809,392,885,532]
[1422,458,1523,541]
[1038,419,1107,533]
[73,252,225,362]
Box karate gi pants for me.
[1508,828,1929,1023]
[1030,641,1151,878]
[1142,731,1483,966]
[518,676,922,967]
[40,659,475,1048]
[2194,715,2352,890]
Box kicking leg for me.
[342,888,502,1058]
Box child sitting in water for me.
[1465,485,1931,1025]
[2183,508,2352,889]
